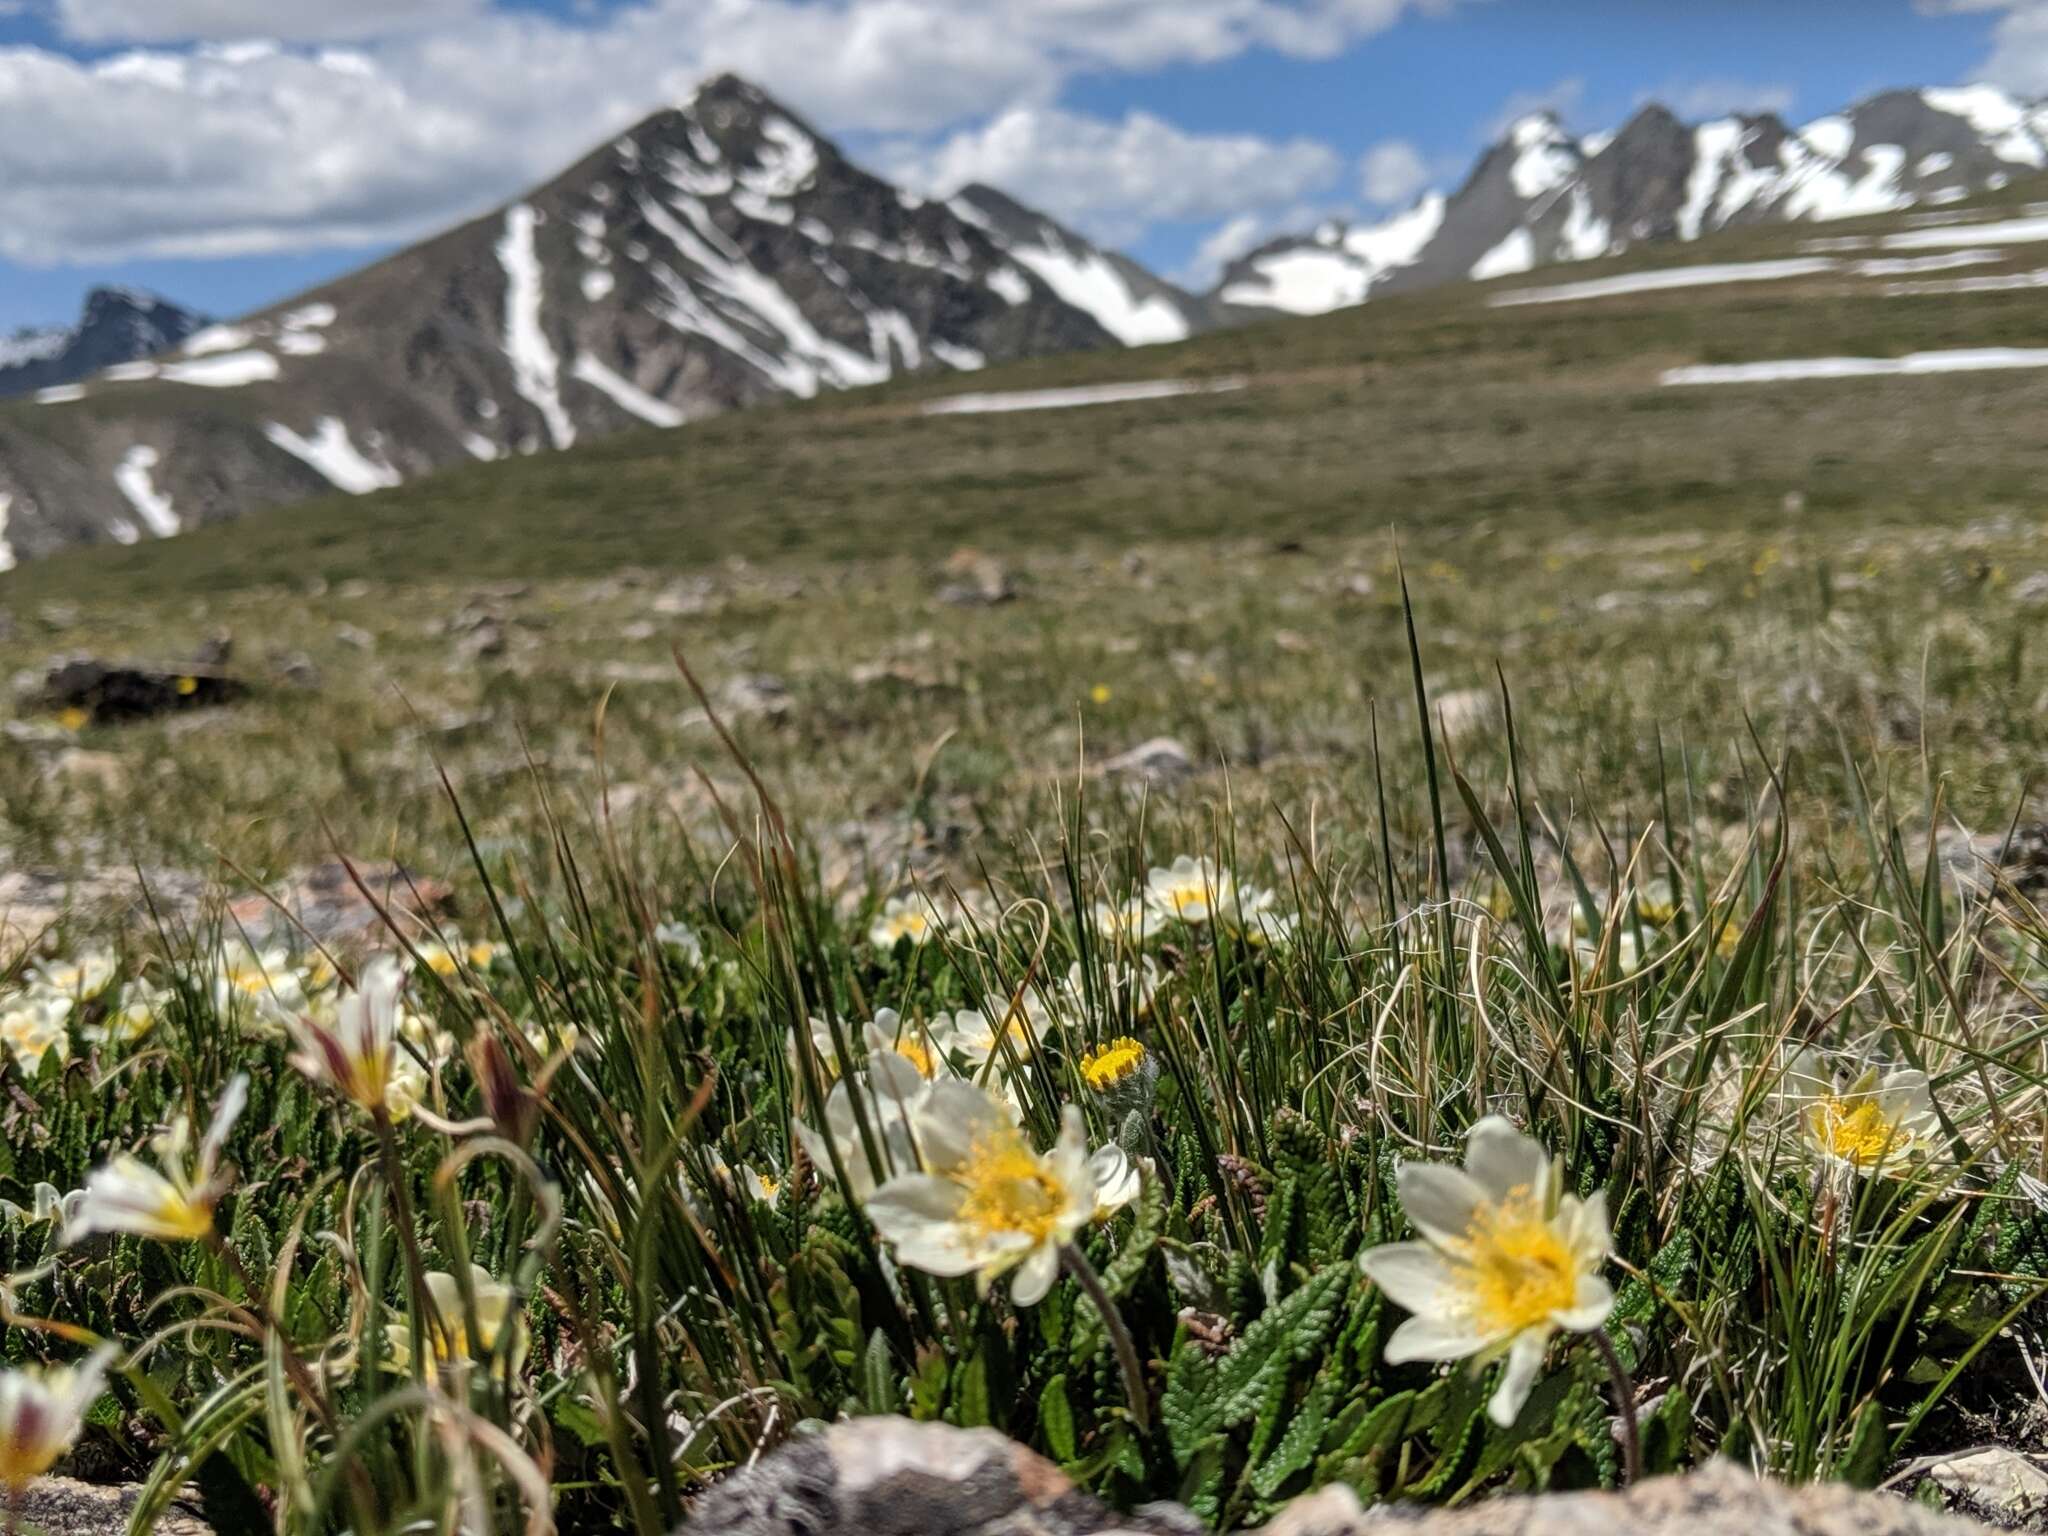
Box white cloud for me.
[1359,138,1430,205]
[0,0,1455,267]
[1945,1,2048,93]
[883,106,1341,246]
[1639,77,1797,121]
[54,0,486,43]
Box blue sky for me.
[0,0,2021,333]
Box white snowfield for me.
[1883,215,2048,251]
[160,351,281,388]
[496,203,578,452]
[0,492,14,574]
[35,385,85,404]
[1492,258,1836,306]
[1219,196,1442,315]
[571,354,687,429]
[1883,267,2048,296]
[263,418,402,494]
[113,446,179,538]
[921,378,1245,417]
[1664,347,2048,387]
[1002,231,1190,347]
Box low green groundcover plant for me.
[3,650,2047,1534]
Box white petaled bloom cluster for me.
[864,1079,1139,1304]
[1781,1049,1942,1178]
[869,894,944,950]
[1142,856,1294,945]
[0,950,154,1074]
[386,1266,529,1374]
[0,1345,115,1496]
[68,1076,249,1245]
[1359,1116,1615,1427]
[211,941,313,1038]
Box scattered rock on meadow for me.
[1100,736,1197,785]
[335,624,376,652]
[225,859,456,947]
[1928,1447,2048,1522]
[268,650,322,689]
[54,749,129,794]
[191,629,234,667]
[454,618,508,661]
[1432,686,1498,745]
[720,673,792,718]
[36,657,246,724]
[15,1477,211,1536]
[2013,573,2048,608]
[937,547,1016,606]
[683,1419,1987,1536]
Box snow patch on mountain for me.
[572,354,687,428]
[496,203,577,451]
[1666,346,2048,386]
[1219,195,1443,314]
[1885,214,2048,249]
[161,351,281,387]
[263,418,402,494]
[113,447,179,538]
[1003,234,1189,346]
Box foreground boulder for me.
[17,1478,210,1536]
[34,656,245,724]
[681,1417,1985,1536]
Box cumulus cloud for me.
[0,0,1458,266]
[1942,1,2048,93]
[882,106,1342,246]
[53,0,487,43]
[1358,139,1430,205]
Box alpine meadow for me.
[9,36,2048,1536]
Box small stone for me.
[720,674,792,717]
[937,547,1015,606]
[39,602,79,630]
[15,1477,211,1536]
[335,624,376,651]
[1432,686,1498,745]
[192,629,235,667]
[455,620,508,660]
[1101,736,1197,785]
[1929,1447,2048,1519]
[268,650,322,689]
[55,749,129,793]
[2013,572,2048,608]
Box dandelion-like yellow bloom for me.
[1080,1037,1147,1092]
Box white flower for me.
[1144,856,1251,927]
[1359,1116,1614,1427]
[1089,897,1155,946]
[1088,1143,1143,1221]
[288,957,416,1118]
[385,1265,528,1374]
[654,919,704,966]
[90,981,167,1047]
[863,1010,952,1101]
[793,1070,921,1200]
[869,894,942,950]
[931,997,1047,1072]
[1781,1050,1941,1177]
[0,1345,115,1495]
[0,994,69,1075]
[211,943,308,1036]
[787,1015,851,1087]
[31,952,117,1007]
[864,1080,1097,1305]
[68,1076,248,1244]
[412,936,501,979]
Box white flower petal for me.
[1396,1163,1487,1247]
[1359,1241,1462,1314]
[1463,1116,1549,1205]
[1008,1242,1062,1306]
[1488,1327,1552,1426]
[1549,1273,1614,1333]
[1385,1311,1493,1364]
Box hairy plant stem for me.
[1592,1327,1642,1486]
[1060,1243,1151,1433]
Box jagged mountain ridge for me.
[0,74,1202,566]
[0,288,208,403]
[1219,84,2048,313]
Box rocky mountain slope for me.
[0,288,206,403]
[0,75,1193,566]
[1221,85,2048,313]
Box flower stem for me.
[1592,1328,1642,1486]
[1060,1243,1151,1433]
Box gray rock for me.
[15,1477,211,1536]
[1928,1448,2048,1523]
[681,1418,1197,1535]
[1100,737,1197,785]
[681,1421,1990,1536]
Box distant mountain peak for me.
[1218,79,2048,316]
[0,287,206,404]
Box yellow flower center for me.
[957,1128,1064,1244]
[56,707,89,732]
[754,1172,780,1201]
[152,1192,218,1242]
[1164,881,1210,915]
[1080,1037,1146,1091]
[894,1038,939,1079]
[1806,1097,1908,1166]
[175,676,199,696]
[1454,1189,1577,1335]
[0,1431,62,1491]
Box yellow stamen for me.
[1451,1186,1576,1334]
[1806,1097,1909,1166]
[957,1127,1063,1243]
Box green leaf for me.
[861,1327,899,1415]
[1040,1374,1077,1464]
[1836,1399,1888,1489]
